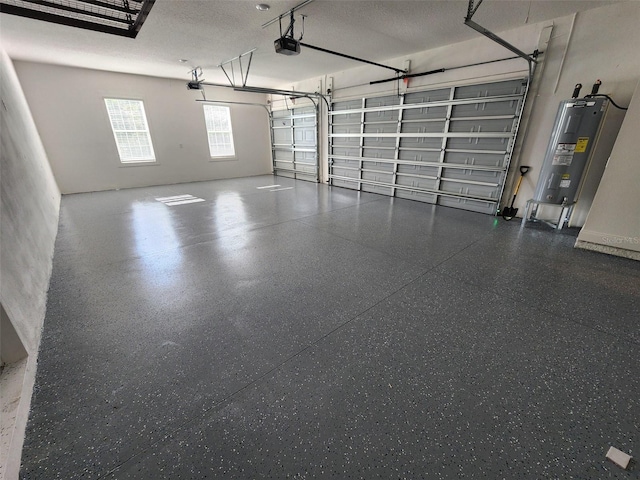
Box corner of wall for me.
[577,78,640,257]
[0,48,61,480]
[575,239,640,261]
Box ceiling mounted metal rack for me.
[0,0,155,38]
[260,0,315,29]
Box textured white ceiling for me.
[0,0,623,86]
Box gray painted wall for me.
[13,62,273,194]
[0,49,60,479]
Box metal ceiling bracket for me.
[217,48,257,88]
[261,0,315,29]
[466,0,484,20]
[464,0,538,65]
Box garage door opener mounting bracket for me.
[464,0,538,79]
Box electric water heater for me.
[533,97,609,205]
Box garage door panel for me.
[396,190,438,203]
[362,148,396,160]
[332,123,361,135]
[294,115,315,127]
[365,95,400,108]
[441,151,504,167]
[331,158,360,175]
[396,175,438,191]
[331,169,360,182]
[399,137,443,150]
[294,151,317,172]
[363,137,397,149]
[273,128,292,143]
[449,118,515,133]
[271,105,319,182]
[362,184,394,196]
[362,171,393,184]
[275,170,296,179]
[329,77,527,213]
[364,110,398,123]
[364,122,398,134]
[439,179,500,201]
[294,128,316,146]
[332,178,360,190]
[401,122,447,134]
[272,109,291,119]
[334,99,362,110]
[332,146,360,157]
[446,137,511,151]
[438,196,496,214]
[403,106,448,121]
[454,79,525,99]
[274,149,294,160]
[404,89,451,104]
[332,135,360,147]
[398,150,441,163]
[362,160,394,172]
[451,100,520,117]
[442,167,502,183]
[397,163,439,177]
[332,113,361,125]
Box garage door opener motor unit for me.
[273,8,302,55]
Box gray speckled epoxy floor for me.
[21,175,639,479]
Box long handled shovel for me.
[501,165,530,220]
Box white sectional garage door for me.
[328,78,528,214]
[271,105,319,182]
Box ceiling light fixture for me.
[256,4,270,11]
[179,59,189,63]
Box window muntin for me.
[104,98,156,163]
[203,105,235,158]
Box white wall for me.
[0,49,60,480]
[277,2,640,226]
[14,62,273,194]
[576,80,640,260]
[517,2,638,226]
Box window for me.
[203,105,235,158]
[104,98,156,163]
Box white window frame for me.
[104,98,156,164]
[203,105,236,160]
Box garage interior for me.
[1,1,639,478]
